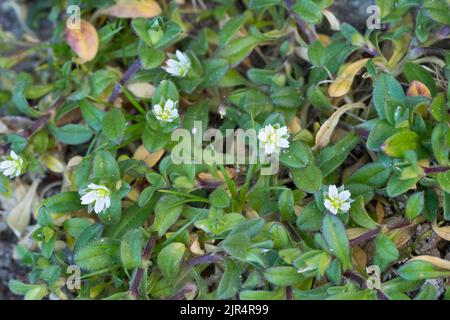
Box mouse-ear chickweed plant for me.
[1,0,450,300]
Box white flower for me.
[324,185,352,215]
[162,50,191,77]
[80,183,111,214]
[153,98,179,123]
[258,124,290,155]
[0,151,24,178]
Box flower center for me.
[96,188,109,198]
[266,131,278,144]
[328,197,343,209]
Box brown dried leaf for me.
[127,82,155,99]
[133,145,165,168]
[65,19,99,63]
[432,221,450,241]
[347,227,369,240]
[7,180,39,237]
[407,80,431,98]
[99,0,162,18]
[314,103,365,149]
[351,245,367,271]
[328,59,369,97]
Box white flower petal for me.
[340,202,351,212]
[278,138,290,149]
[80,191,97,205]
[94,197,106,214]
[328,185,339,198]
[339,190,352,201]
[258,131,267,142]
[276,126,288,137]
[87,183,102,190]
[0,161,14,169]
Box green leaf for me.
[308,41,327,67]
[280,140,313,169]
[120,229,143,269]
[157,242,185,278]
[41,192,83,213]
[398,261,450,281]
[382,130,419,158]
[209,187,230,209]
[423,0,450,25]
[74,239,119,271]
[349,196,378,229]
[317,132,359,176]
[293,0,323,24]
[296,202,323,232]
[386,174,420,197]
[153,195,183,237]
[437,171,450,193]
[103,108,126,144]
[373,73,405,119]
[219,15,247,48]
[201,59,229,88]
[279,189,295,222]
[270,87,303,109]
[405,192,425,220]
[321,214,352,271]
[217,258,241,299]
[139,47,165,69]
[49,124,93,145]
[264,266,303,286]
[414,283,438,300]
[345,161,391,188]
[373,233,399,271]
[80,100,104,131]
[219,36,262,67]
[93,150,120,181]
[291,164,323,193]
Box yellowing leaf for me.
[65,19,99,63]
[410,255,450,271]
[328,59,369,97]
[41,154,65,173]
[407,80,431,98]
[133,145,164,167]
[432,220,450,241]
[7,180,39,237]
[100,0,162,18]
[346,227,369,240]
[314,103,365,149]
[127,82,155,99]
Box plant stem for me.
[109,59,142,103]
[184,253,223,267]
[0,96,65,154]
[129,233,157,299]
[423,166,450,174]
[284,0,317,43]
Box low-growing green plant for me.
[1,0,450,300]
